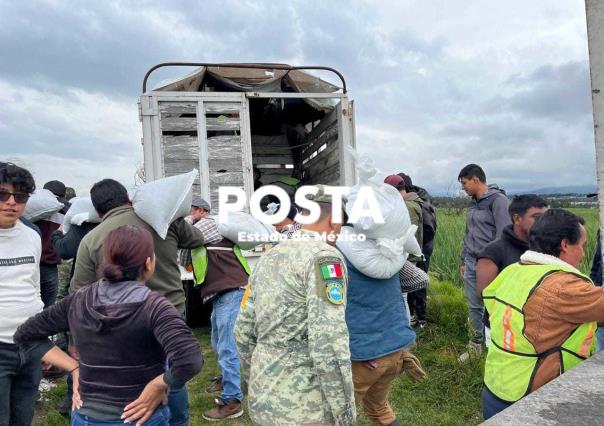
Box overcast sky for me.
[0,0,596,195]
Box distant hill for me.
[511,185,598,196]
[431,185,598,197]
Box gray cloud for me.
[0,0,597,194]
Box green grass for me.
[430,207,599,285]
[34,206,598,425]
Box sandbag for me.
[132,170,197,239]
[346,154,411,240]
[23,189,64,222]
[337,226,419,279]
[217,211,277,250]
[62,197,101,233]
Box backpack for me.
[413,186,437,252]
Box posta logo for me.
[217,185,384,225]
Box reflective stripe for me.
[502,306,515,352]
[579,327,595,358]
[206,247,234,252]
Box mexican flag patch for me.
[321,263,343,279]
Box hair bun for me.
[102,263,124,282]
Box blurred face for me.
[559,224,587,268]
[460,176,481,197]
[0,183,28,229]
[514,207,547,241]
[190,206,208,220]
[275,217,293,232]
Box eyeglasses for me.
[0,190,30,204]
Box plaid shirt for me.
[178,216,222,266]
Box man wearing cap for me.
[180,197,251,421]
[235,186,356,425]
[274,204,301,238]
[34,180,68,307]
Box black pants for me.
[408,288,427,321]
[408,257,430,321]
[0,342,43,426]
[40,263,58,308]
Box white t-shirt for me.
[0,220,43,344]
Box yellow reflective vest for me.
[483,262,596,403]
[190,245,251,286]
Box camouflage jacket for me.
[235,229,356,426]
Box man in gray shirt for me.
[457,164,511,361]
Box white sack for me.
[62,197,101,233]
[23,189,64,222]
[217,211,277,250]
[132,170,197,239]
[337,225,419,279]
[346,154,411,240]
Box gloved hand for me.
[400,350,426,382]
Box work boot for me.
[205,376,223,394]
[202,397,243,421]
[458,340,483,363]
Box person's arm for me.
[170,217,205,249]
[70,238,97,293]
[553,275,604,325]
[14,295,73,343]
[415,205,423,250]
[234,284,257,394]
[491,196,512,239]
[51,226,84,260]
[305,253,356,426]
[41,345,78,372]
[476,258,500,297]
[149,296,203,388]
[40,345,83,411]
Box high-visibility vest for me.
[190,245,251,286]
[483,262,596,403]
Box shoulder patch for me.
[318,257,344,281]
[325,281,344,305]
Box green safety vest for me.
[483,262,597,403]
[190,245,251,287]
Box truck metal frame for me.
[139,63,356,212]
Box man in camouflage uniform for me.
[235,189,356,425]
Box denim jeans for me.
[597,326,604,352]
[40,263,59,308]
[71,405,170,426]
[0,342,43,426]
[167,385,188,426]
[463,256,485,343]
[482,387,512,420]
[211,288,244,402]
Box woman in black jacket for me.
[15,225,203,425]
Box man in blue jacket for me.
[345,246,426,426]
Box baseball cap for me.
[384,174,406,190]
[191,196,211,211]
